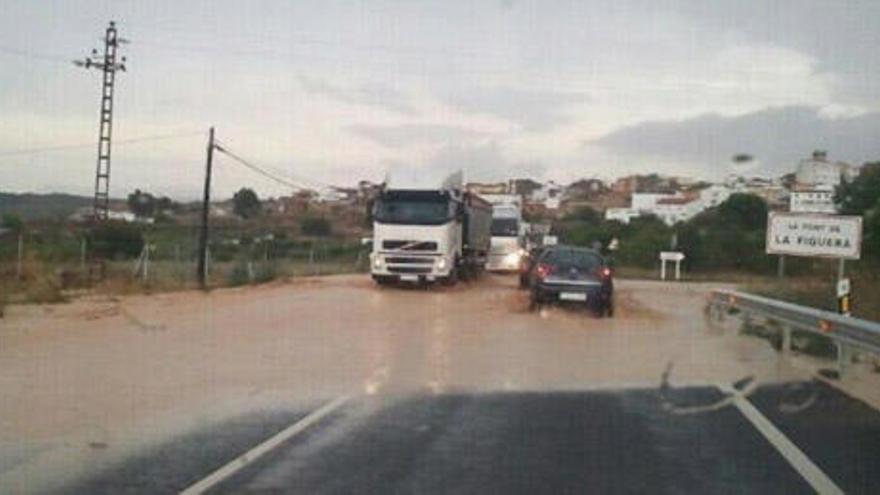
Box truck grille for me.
[382,240,438,251]
[388,266,432,274]
[385,257,434,264]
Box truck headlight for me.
[373,256,383,269]
[504,252,521,264]
[436,257,448,271]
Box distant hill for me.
[0,192,94,220]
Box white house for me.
[605,207,641,224]
[605,192,704,226]
[795,151,850,188]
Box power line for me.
[213,142,314,191]
[0,44,71,63]
[0,131,203,158]
[214,138,335,192]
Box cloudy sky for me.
[2,1,880,199]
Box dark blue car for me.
[529,245,614,317]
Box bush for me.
[226,262,250,287]
[253,262,278,283]
[301,216,332,236]
[89,222,144,260]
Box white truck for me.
[484,194,527,272]
[370,170,492,285]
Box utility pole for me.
[75,21,128,221]
[197,127,216,289]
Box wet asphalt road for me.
[60,381,880,494]
[7,275,880,493]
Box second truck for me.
[484,194,527,272]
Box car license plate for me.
[559,292,587,302]
[400,274,419,282]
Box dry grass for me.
[0,258,66,307]
[614,265,777,284]
[743,269,880,322]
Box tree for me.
[563,205,600,223]
[718,193,768,231]
[835,162,880,215]
[127,189,157,218]
[156,196,175,213]
[300,216,332,236]
[1,213,24,233]
[88,222,144,260]
[233,188,261,219]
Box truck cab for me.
[370,189,461,284]
[370,170,491,285]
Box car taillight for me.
[598,266,612,279]
[535,263,553,279]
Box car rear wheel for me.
[529,289,542,312]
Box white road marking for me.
[179,395,350,495]
[717,384,844,495]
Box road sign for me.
[766,213,862,259]
[837,278,851,298]
[660,251,685,262]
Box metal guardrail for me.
[706,289,880,374]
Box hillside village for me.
[56,149,862,233]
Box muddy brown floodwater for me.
[0,273,869,492]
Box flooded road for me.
[1,274,878,493]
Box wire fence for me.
[0,223,369,302]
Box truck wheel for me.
[442,266,459,286]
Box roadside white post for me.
[659,251,685,281]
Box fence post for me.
[781,325,792,355]
[16,233,23,281]
[143,244,150,282]
[837,342,852,376]
[80,237,87,273]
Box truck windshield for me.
[491,218,519,237]
[374,193,453,225]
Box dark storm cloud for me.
[593,106,880,176]
[658,0,880,106]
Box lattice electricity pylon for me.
[74,21,128,221]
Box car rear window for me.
[541,249,603,270]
